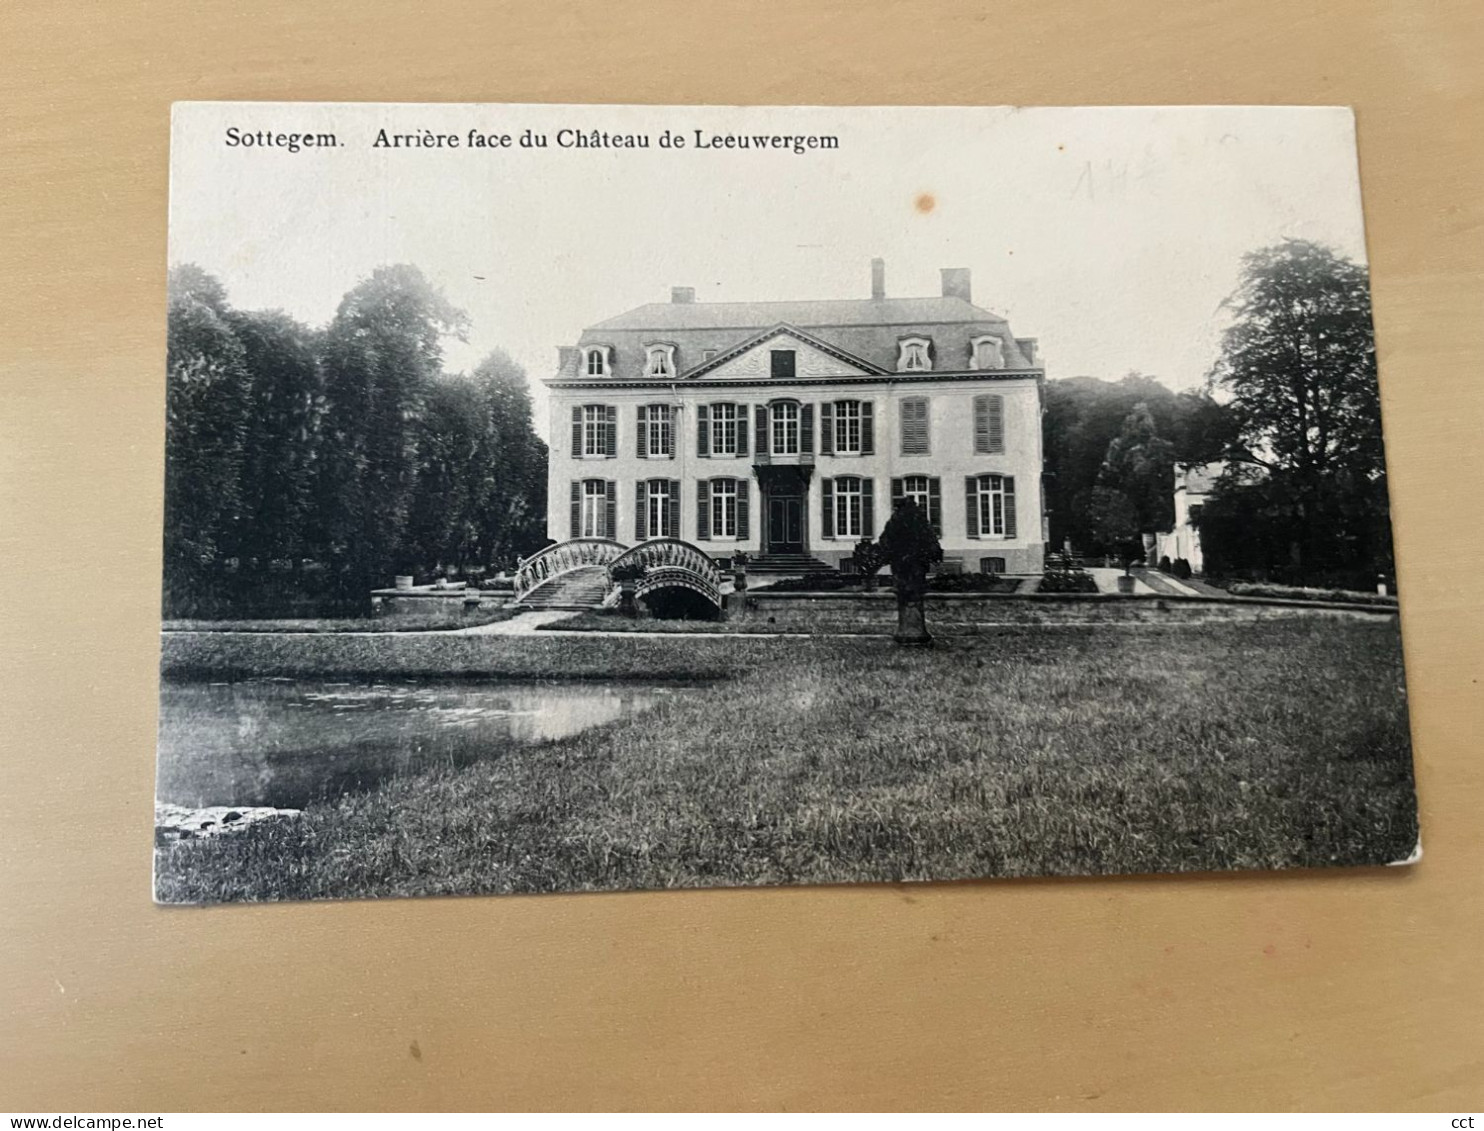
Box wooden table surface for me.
[2,0,1481,1112]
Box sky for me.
[170,103,1370,439]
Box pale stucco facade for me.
[544,263,1047,576]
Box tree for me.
[223,309,323,568]
[1098,402,1176,533]
[1082,485,1142,565]
[467,350,549,568]
[162,265,251,595]
[312,266,469,598]
[1208,240,1390,583]
[1043,374,1235,552]
[877,498,943,645]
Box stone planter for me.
[1116,574,1135,594]
[394,575,414,590]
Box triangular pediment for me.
[682,323,888,380]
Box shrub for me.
[1173,558,1193,580]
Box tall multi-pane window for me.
[834,476,864,538]
[834,400,862,454]
[711,403,740,456]
[969,473,1017,538]
[770,401,799,455]
[901,475,932,512]
[646,479,672,537]
[581,479,609,538]
[638,403,672,458]
[892,475,942,535]
[710,478,738,538]
[581,404,610,457]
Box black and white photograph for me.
[155,102,1418,904]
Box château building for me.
[544,260,1046,575]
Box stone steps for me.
[517,566,615,609]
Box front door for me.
[768,495,804,553]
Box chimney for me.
[670,286,695,304]
[871,258,886,300]
[941,267,972,303]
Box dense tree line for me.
[1046,240,1393,588]
[163,264,548,616]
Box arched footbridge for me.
[513,537,724,613]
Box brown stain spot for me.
[409,1040,423,1061]
[1263,944,1277,957]
[914,192,936,214]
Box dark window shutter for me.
[570,481,582,539]
[737,480,750,541]
[891,477,904,507]
[696,479,710,540]
[821,479,835,540]
[861,478,875,537]
[635,480,647,541]
[755,405,768,452]
[736,403,749,456]
[973,396,990,454]
[697,405,710,458]
[604,481,617,539]
[861,402,875,455]
[1003,475,1017,539]
[965,476,979,538]
[571,407,582,457]
[604,406,617,457]
[821,403,835,455]
[901,397,929,455]
[636,406,648,459]
[988,395,1004,453]
[928,477,942,535]
[668,480,681,539]
[800,403,814,454]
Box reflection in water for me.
[157,678,697,809]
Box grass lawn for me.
[164,604,518,634]
[155,616,1417,902]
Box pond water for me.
[156,678,700,809]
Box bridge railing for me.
[514,538,629,601]
[606,538,723,604]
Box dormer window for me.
[645,344,676,379]
[971,336,1004,370]
[897,337,932,373]
[583,346,610,377]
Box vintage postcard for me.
[155,103,1417,904]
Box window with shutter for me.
[570,406,582,458]
[820,403,835,455]
[973,394,1005,454]
[769,401,799,455]
[900,397,930,455]
[570,481,582,539]
[604,406,618,457]
[833,475,864,538]
[579,479,608,538]
[604,480,617,538]
[821,479,835,539]
[709,403,741,456]
[736,480,750,540]
[635,481,648,540]
[899,474,941,534]
[800,403,814,454]
[643,479,672,538]
[667,480,681,540]
[970,474,1013,538]
[639,403,672,458]
[710,478,738,538]
[697,405,710,457]
[832,400,863,454]
[579,404,612,457]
